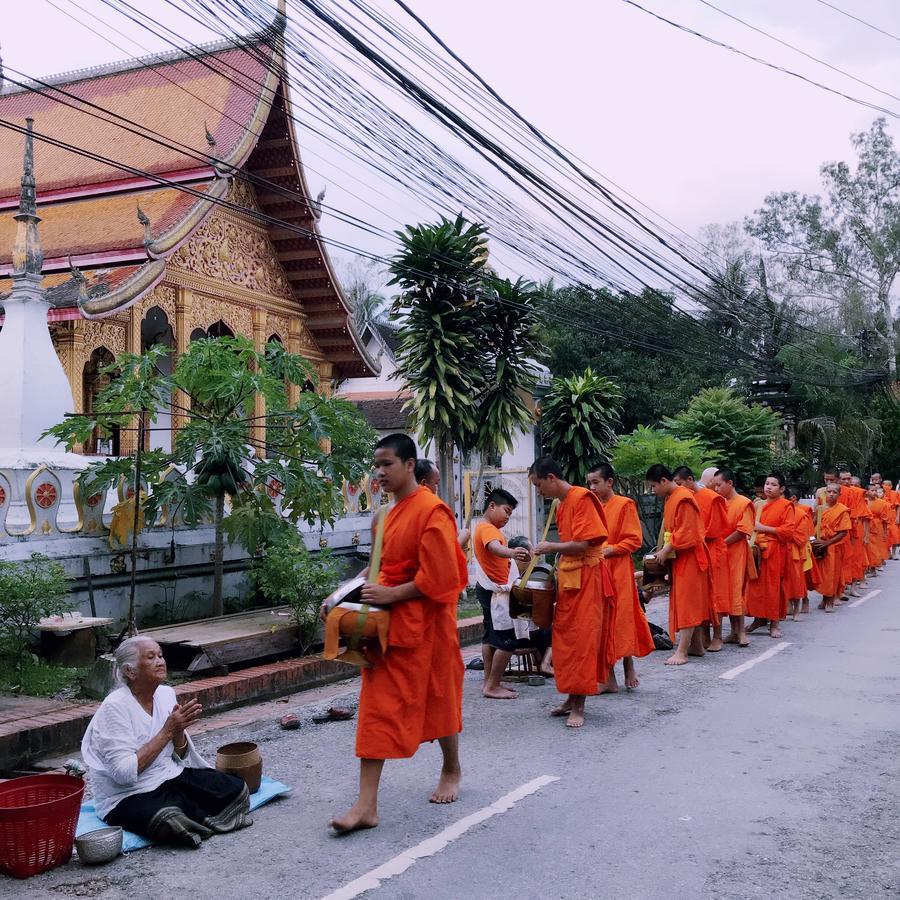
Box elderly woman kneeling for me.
[81,637,252,848]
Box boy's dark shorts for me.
[475,584,517,652]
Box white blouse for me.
[81,684,210,820]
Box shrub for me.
[612,426,710,492]
[0,554,72,665]
[253,535,343,653]
[664,387,780,491]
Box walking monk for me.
[881,479,900,559]
[745,473,794,639]
[785,487,818,618]
[530,456,614,728]
[812,483,851,612]
[327,434,468,833]
[866,485,888,571]
[839,471,870,595]
[713,468,752,646]
[587,464,655,692]
[646,464,713,665]
[673,466,730,652]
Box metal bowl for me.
[75,826,122,865]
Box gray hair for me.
[114,636,154,686]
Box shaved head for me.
[700,466,718,487]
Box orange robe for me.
[817,503,851,597]
[356,486,468,760]
[601,494,654,661]
[745,497,794,621]
[724,494,754,615]
[554,486,615,696]
[885,490,900,548]
[840,485,870,582]
[795,504,820,591]
[867,498,888,567]
[694,486,731,618]
[664,485,713,637]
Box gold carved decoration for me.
[81,319,127,358]
[228,177,263,219]
[267,313,290,343]
[133,283,177,327]
[185,294,254,338]
[167,209,294,301]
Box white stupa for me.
[0,119,89,529]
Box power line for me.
[813,0,900,45]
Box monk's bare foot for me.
[430,769,461,804]
[800,599,810,614]
[723,633,739,645]
[550,702,572,717]
[769,625,783,639]
[665,652,689,666]
[565,710,585,728]
[746,618,767,634]
[707,639,724,652]
[482,686,518,700]
[624,671,640,689]
[597,673,619,695]
[330,804,379,834]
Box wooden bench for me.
[38,614,114,666]
[141,607,301,673]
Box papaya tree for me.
[45,337,375,627]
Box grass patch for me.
[457,605,481,620]
[0,657,88,697]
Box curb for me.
[0,616,484,770]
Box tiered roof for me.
[0,23,377,377]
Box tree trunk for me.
[439,440,457,523]
[880,290,896,378]
[212,491,225,617]
[125,414,145,638]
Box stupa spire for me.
[11,118,43,279]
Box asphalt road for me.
[16,572,900,900]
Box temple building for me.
[0,13,378,457]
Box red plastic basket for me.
[0,774,84,879]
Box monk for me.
[815,467,840,509]
[587,463,654,692]
[673,466,730,652]
[531,456,614,728]
[785,487,818,619]
[812,483,851,612]
[327,434,468,833]
[882,479,900,559]
[866,486,888,571]
[839,471,870,596]
[745,473,794,639]
[646,464,713,665]
[713,468,752,646]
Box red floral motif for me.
[267,479,283,499]
[35,482,57,509]
[0,486,5,506]
[87,493,102,508]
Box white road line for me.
[320,775,560,900]
[719,641,792,681]
[849,589,881,608]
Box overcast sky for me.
[5,0,900,287]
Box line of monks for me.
[325,435,898,833]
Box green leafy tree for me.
[747,118,900,376]
[45,337,375,623]
[540,369,623,484]
[0,554,72,665]
[611,426,711,489]
[664,388,780,490]
[389,215,488,510]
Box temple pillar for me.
[172,286,191,436]
[118,305,142,455]
[252,307,267,458]
[287,315,304,407]
[317,361,334,397]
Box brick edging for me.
[0,615,485,770]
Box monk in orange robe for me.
[587,464,654,692]
[328,434,468,833]
[866,486,888,570]
[673,466,730,652]
[784,488,819,618]
[745,474,794,639]
[839,471,870,594]
[812,483,851,611]
[882,479,900,558]
[713,467,752,646]
[531,456,614,728]
[646,464,713,665]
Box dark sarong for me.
[105,768,252,848]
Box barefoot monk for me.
[530,456,614,728]
[646,464,713,666]
[713,468,752,646]
[813,483,851,612]
[328,434,468,833]
[587,463,654,693]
